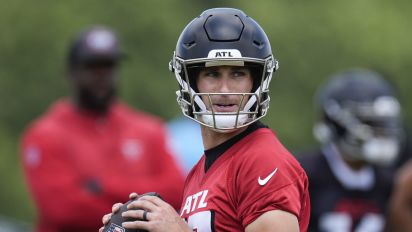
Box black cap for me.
[68,26,123,66]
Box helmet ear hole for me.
[261,92,269,102]
[181,91,191,104]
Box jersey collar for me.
[204,121,268,172]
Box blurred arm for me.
[21,128,110,230]
[387,161,412,232]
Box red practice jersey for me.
[180,128,310,232]
[21,99,185,232]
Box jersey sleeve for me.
[20,124,111,230]
[230,139,309,228]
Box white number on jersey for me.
[187,211,214,232]
[319,212,384,232]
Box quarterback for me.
[101,8,310,232]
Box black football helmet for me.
[169,8,278,130]
[314,68,404,166]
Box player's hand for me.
[98,192,139,232]
[99,202,123,232]
[121,195,192,232]
[129,192,139,200]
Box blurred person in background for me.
[386,159,412,232]
[385,101,412,230]
[20,26,185,232]
[297,68,406,232]
[167,116,203,175]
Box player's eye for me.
[232,71,246,77]
[201,70,220,78]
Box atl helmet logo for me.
[215,51,232,57]
[207,49,242,58]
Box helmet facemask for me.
[170,53,278,131]
[317,97,404,166]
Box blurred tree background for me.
[0,0,411,226]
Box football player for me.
[101,8,310,232]
[298,68,405,232]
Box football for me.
[103,192,162,232]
